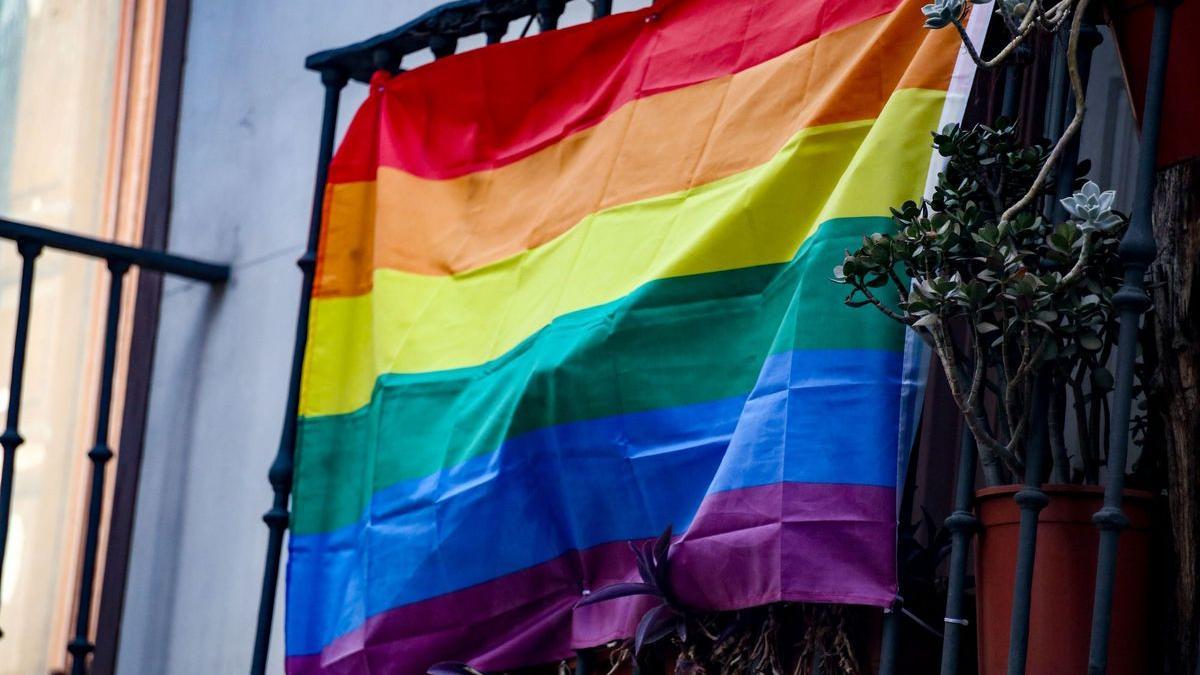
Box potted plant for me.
[832,0,1165,667]
[833,116,1155,673]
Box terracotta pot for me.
[974,484,1154,675]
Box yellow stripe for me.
[300,88,946,418]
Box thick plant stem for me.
[1000,0,1092,224]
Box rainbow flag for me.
[286,0,981,671]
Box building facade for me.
[0,0,1176,673]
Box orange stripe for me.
[315,0,959,296]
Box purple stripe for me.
[286,482,895,675]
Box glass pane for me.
[0,0,122,672]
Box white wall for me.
[117,1,646,673]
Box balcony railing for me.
[0,1,1176,673]
[0,217,229,674]
[261,1,1179,674]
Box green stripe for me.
[292,217,903,535]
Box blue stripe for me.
[286,348,902,655]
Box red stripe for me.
[328,0,904,183]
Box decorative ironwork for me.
[1003,378,1049,675]
[0,217,227,671]
[67,260,130,675]
[1003,24,1100,673]
[537,0,566,30]
[249,66,348,675]
[1050,22,1102,221]
[1086,0,1177,672]
[305,0,594,83]
[0,239,40,638]
[481,0,511,44]
[878,603,899,675]
[1000,45,1028,121]
[939,431,979,675]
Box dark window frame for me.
[93,1,193,672]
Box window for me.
[0,0,163,671]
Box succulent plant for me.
[834,121,1127,485]
[921,0,964,28]
[1061,181,1124,233]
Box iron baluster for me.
[67,260,130,675]
[1043,32,1068,143]
[1003,16,1102,667]
[878,602,900,675]
[481,0,509,43]
[430,32,458,59]
[250,66,348,675]
[372,48,401,75]
[538,0,565,30]
[1043,22,1098,488]
[575,648,595,675]
[939,429,979,675]
[1039,33,1071,216]
[1003,375,1050,675]
[0,240,42,637]
[999,46,1027,121]
[483,16,508,43]
[0,216,225,667]
[1085,1,1175,671]
[1051,20,1102,222]
[880,422,924,675]
[937,35,1034,675]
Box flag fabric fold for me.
[286,0,981,672]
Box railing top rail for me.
[0,217,229,283]
[304,0,582,82]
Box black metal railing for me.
[302,0,611,83]
[0,217,228,673]
[1085,1,1175,672]
[250,1,612,673]
[930,3,1177,675]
